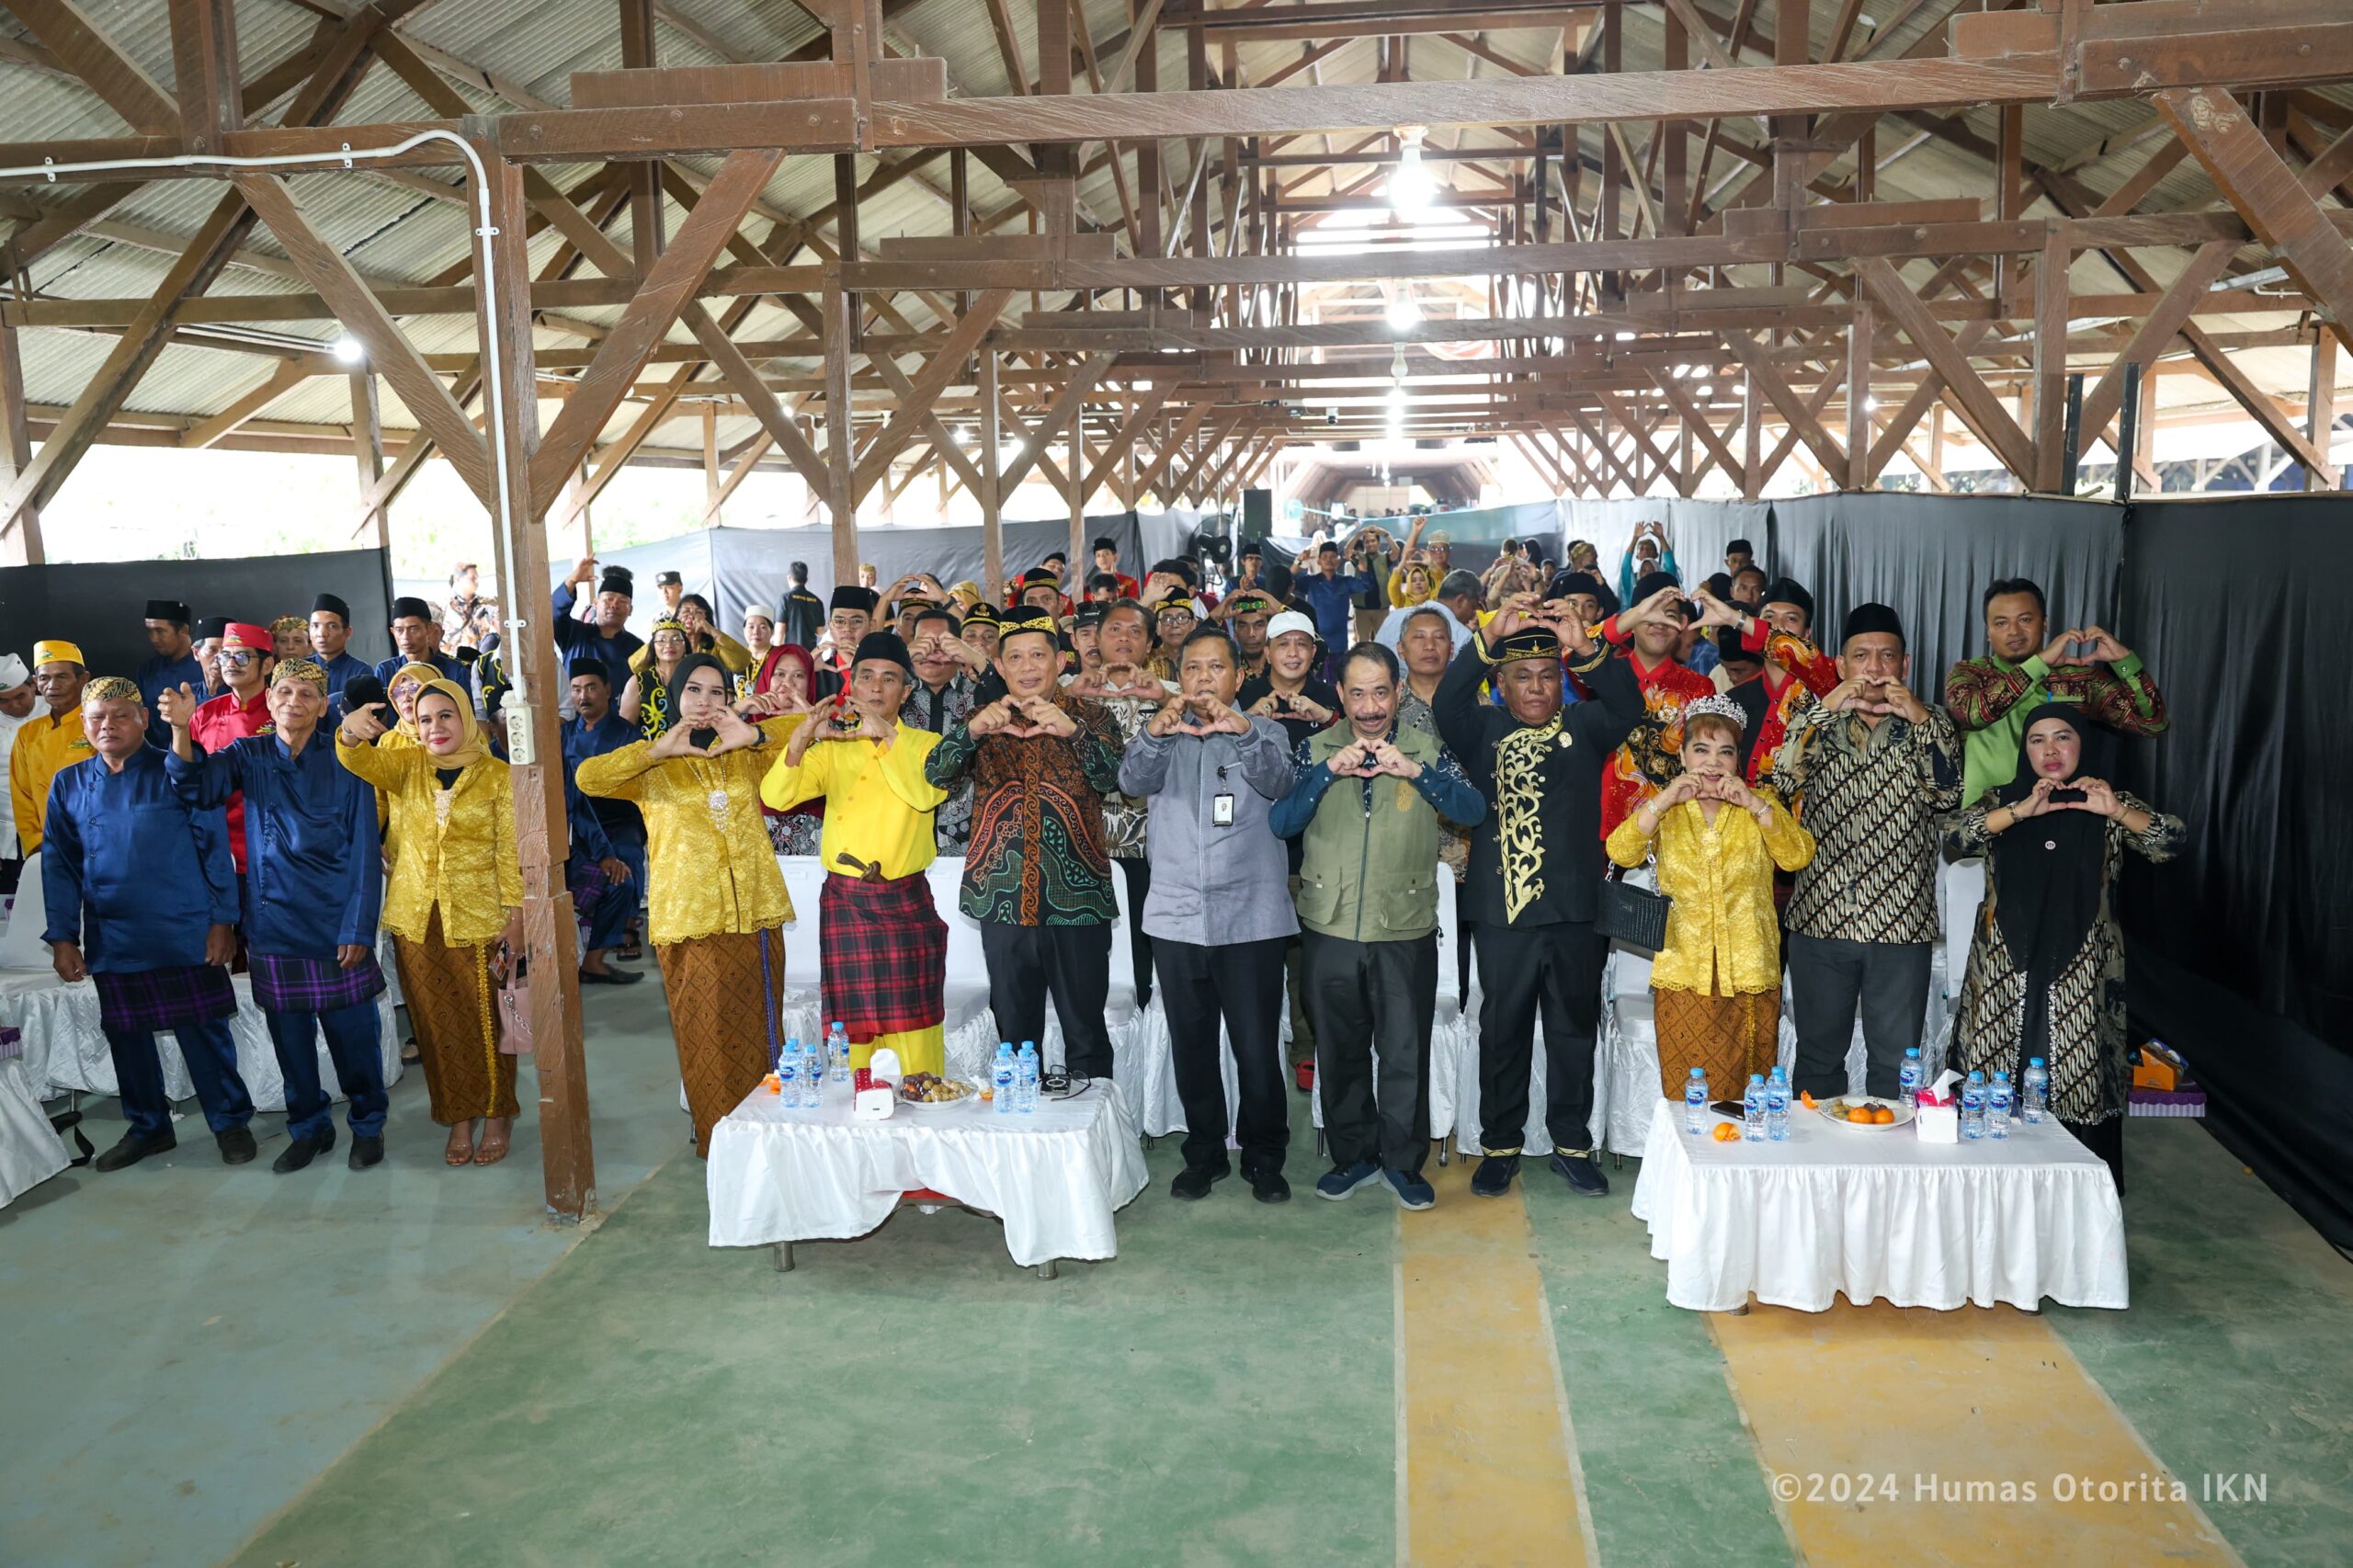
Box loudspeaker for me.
[1241,487,1273,538]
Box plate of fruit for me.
[896,1073,976,1111]
[1808,1092,1912,1129]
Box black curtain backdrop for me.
[0,546,395,680]
[1765,492,2125,703]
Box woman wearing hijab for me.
[621,617,691,739]
[336,677,525,1166]
[577,653,801,1155]
[745,637,824,855]
[1949,703,2181,1186]
[1608,694,1816,1098]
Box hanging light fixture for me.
[1389,126,1437,211]
[1386,292,1420,331]
[331,335,365,365]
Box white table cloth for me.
[707,1077,1150,1268]
[0,1041,70,1208]
[1629,1097,2128,1312]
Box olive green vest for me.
[1296,724,1442,942]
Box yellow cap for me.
[33,639,84,667]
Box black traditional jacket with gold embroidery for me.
[1434,638,1646,928]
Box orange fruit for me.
[1800,1090,1817,1109]
[1711,1122,1741,1142]
[1874,1107,1896,1124]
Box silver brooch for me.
[708,789,731,815]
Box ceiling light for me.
[1386,383,1409,409]
[1389,127,1438,211]
[1864,396,1881,413]
[1387,295,1420,331]
[331,335,365,365]
[1390,347,1409,381]
[1613,331,1635,343]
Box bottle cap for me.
[1748,1073,1764,1084]
[1968,1069,1984,1081]
[2029,1056,2044,1066]
[1993,1071,2008,1081]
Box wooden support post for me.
[2031,225,2069,493]
[350,370,387,550]
[980,350,1004,601]
[620,0,665,275]
[1741,367,1762,498]
[1995,104,2024,302]
[2307,327,2340,493]
[470,143,595,1222]
[0,321,40,565]
[824,273,858,587]
[1846,295,1872,490]
[166,0,242,151]
[701,404,721,517]
[1066,386,1086,567]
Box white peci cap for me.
[1267,610,1318,644]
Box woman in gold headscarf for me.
[620,618,690,740]
[335,677,525,1166]
[577,652,802,1155]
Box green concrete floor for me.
[4,985,2348,1568]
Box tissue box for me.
[1915,1102,1959,1143]
[853,1085,897,1120]
[2132,1041,2188,1092]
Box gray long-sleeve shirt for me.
[1117,714,1299,946]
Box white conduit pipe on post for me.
[1,131,536,707]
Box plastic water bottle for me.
[1742,1074,1766,1142]
[1766,1066,1790,1142]
[779,1037,805,1109]
[1961,1069,1988,1141]
[1683,1067,1710,1135]
[1016,1040,1040,1114]
[2021,1058,2049,1125]
[828,1020,851,1085]
[1898,1047,1925,1109]
[992,1043,1016,1116]
[1987,1071,2014,1140]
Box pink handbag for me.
[495,960,533,1056]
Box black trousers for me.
[980,920,1116,1080]
[1116,857,1155,1006]
[1155,935,1290,1176]
[1455,915,1477,1003]
[1475,919,1608,1154]
[1304,930,1437,1176]
[1785,934,1933,1100]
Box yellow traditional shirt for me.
[1607,792,1815,996]
[334,738,522,945]
[10,710,96,856]
[575,718,797,945]
[759,724,947,881]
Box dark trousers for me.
[1116,857,1155,1006]
[1786,934,1932,1100]
[585,836,646,953]
[0,855,20,895]
[105,1018,248,1139]
[1305,929,1437,1176]
[1282,874,1315,1061]
[1455,915,1478,1003]
[1475,919,1608,1154]
[980,919,1116,1080]
[267,999,389,1140]
[1155,935,1290,1176]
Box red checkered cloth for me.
[249,949,387,1016]
[819,870,948,1041]
[92,964,237,1034]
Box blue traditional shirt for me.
[551,582,644,697]
[165,733,381,958]
[1294,570,1373,649]
[563,710,644,860]
[372,651,471,700]
[135,651,206,748]
[41,745,238,972]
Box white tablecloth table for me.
[0,1038,70,1208]
[706,1077,1150,1270]
[1628,1097,2128,1313]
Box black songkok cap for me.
[195,615,231,641]
[829,585,878,615]
[1490,625,1563,663]
[565,655,612,684]
[961,601,1002,630]
[852,631,914,677]
[1016,566,1060,590]
[1841,602,1905,647]
[390,596,433,621]
[1091,536,1117,554]
[1631,570,1688,619]
[145,599,190,624]
[1072,604,1108,631]
[312,592,350,622]
[997,604,1059,647]
[1548,570,1609,603]
[654,570,682,587]
[1727,537,1754,556]
[1760,576,1816,626]
[597,566,634,597]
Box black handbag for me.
[1596,862,1672,951]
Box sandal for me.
[444,1120,476,1166]
[473,1116,512,1166]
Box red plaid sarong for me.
[818,870,947,1042]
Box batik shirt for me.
[1944,650,2168,805]
[924,693,1125,926]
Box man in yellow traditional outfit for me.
[10,640,96,857]
[759,631,949,1075]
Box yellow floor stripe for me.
[1712,1301,2242,1568]
[1397,1160,1594,1568]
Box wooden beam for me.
[3,0,179,132]
[851,288,1014,499]
[167,0,243,149]
[2029,226,2068,492]
[351,370,388,547]
[529,147,784,514]
[234,172,494,506]
[2305,325,2340,493]
[1717,331,1846,476]
[0,323,38,564]
[823,275,858,585]
[181,358,310,449]
[2076,241,2233,460]
[1857,256,2036,481]
[1000,352,1117,490]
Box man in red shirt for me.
[1693,578,1840,784]
[186,621,277,880]
[1091,536,1142,601]
[1593,571,1715,837]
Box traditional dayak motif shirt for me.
[898,671,980,853]
[1944,649,2167,805]
[924,692,1125,926]
[1772,707,1962,946]
[167,732,382,959]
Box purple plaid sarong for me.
[249,949,387,1016]
[91,964,238,1034]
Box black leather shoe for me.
[93,1130,176,1172]
[578,966,643,986]
[1551,1150,1609,1198]
[216,1126,258,1165]
[273,1131,335,1173]
[1170,1164,1228,1201]
[1470,1153,1519,1197]
[347,1134,385,1170]
[1248,1170,1290,1205]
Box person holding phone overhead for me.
[1947,704,2181,1187]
